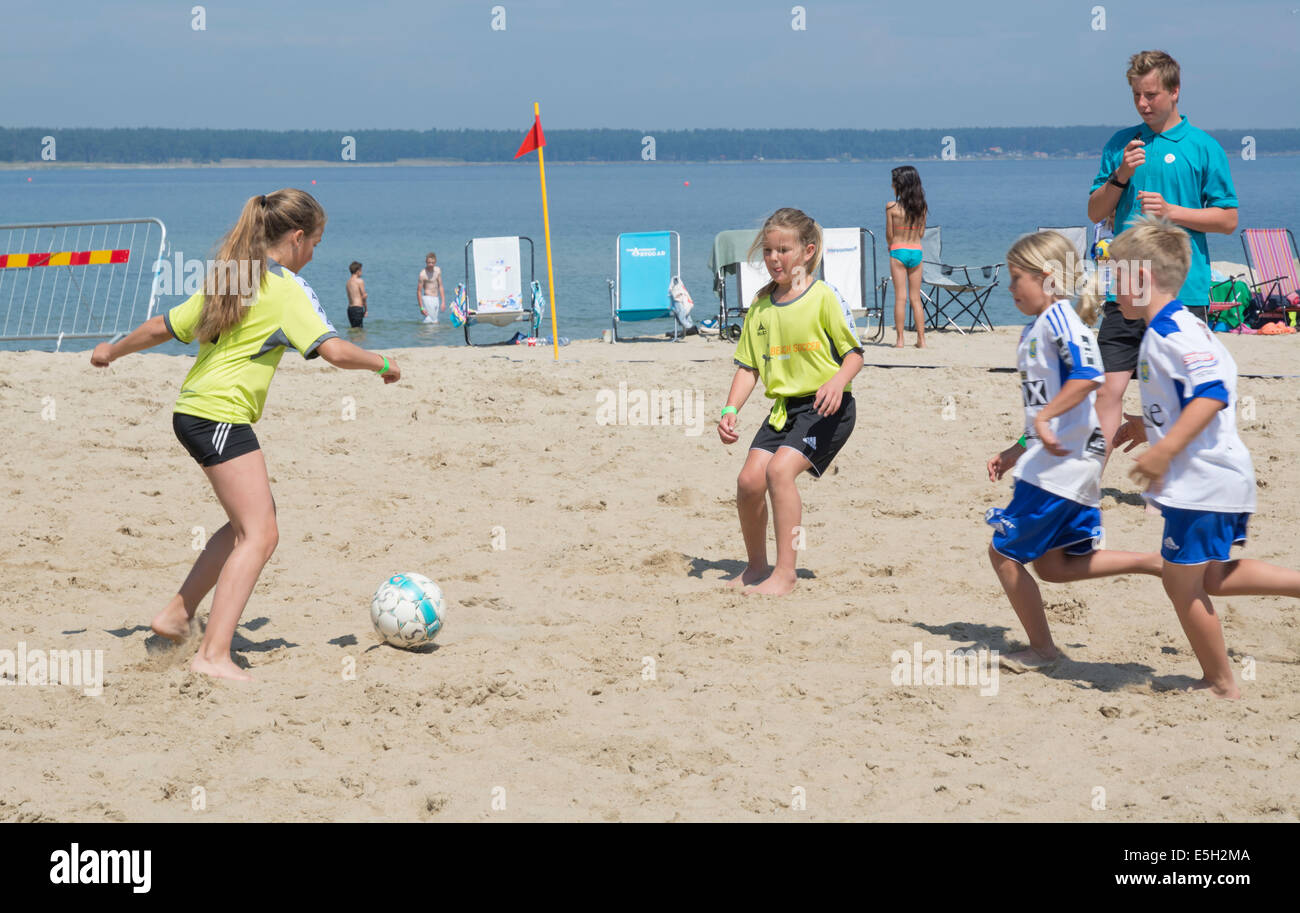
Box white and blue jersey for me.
[1137,301,1256,514]
[1013,300,1106,507]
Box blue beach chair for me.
[607,231,681,342]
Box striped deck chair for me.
[1241,228,1300,323]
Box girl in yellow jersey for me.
[717,208,864,596]
[91,189,400,681]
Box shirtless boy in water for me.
[346,261,367,328]
[417,253,445,323]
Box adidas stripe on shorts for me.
[748,393,856,478]
[173,412,260,467]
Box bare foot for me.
[150,598,192,642]
[915,339,927,349]
[999,646,1060,674]
[745,568,797,596]
[1186,678,1240,700]
[190,654,252,682]
[894,338,906,349]
[726,565,771,588]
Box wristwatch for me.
[1107,170,1130,190]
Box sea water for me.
[1,156,1296,352]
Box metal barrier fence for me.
[0,218,167,348]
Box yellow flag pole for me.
[534,102,560,361]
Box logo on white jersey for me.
[1182,352,1218,375]
[1139,360,1150,382]
[1028,338,1038,358]
[1021,379,1048,407]
[1085,429,1107,456]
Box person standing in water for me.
[417,252,445,323]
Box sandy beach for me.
[1,325,1297,822]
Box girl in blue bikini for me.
[886,165,928,348]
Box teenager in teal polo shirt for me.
[1086,49,1238,475]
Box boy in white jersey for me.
[987,232,1162,673]
[1112,217,1300,699]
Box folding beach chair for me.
[1037,226,1089,263]
[709,229,769,342]
[919,227,1000,333]
[607,231,680,342]
[820,227,881,343]
[460,236,541,346]
[1241,228,1300,324]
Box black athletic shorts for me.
[1096,302,1145,375]
[749,393,856,477]
[173,413,260,467]
[347,306,365,328]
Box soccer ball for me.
[370,573,445,648]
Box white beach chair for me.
[461,236,541,346]
[1037,226,1089,263]
[820,227,881,343]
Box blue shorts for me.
[890,248,923,270]
[986,480,1101,565]
[1159,506,1249,565]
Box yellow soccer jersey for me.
[733,280,862,429]
[165,259,338,424]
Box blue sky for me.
[3,0,1298,130]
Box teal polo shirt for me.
[1092,115,1238,307]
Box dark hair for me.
[349,261,362,274]
[891,166,927,227]
[197,188,326,343]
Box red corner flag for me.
[514,114,546,159]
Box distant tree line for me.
[1,126,1296,164]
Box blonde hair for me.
[746,208,823,303]
[1005,230,1102,325]
[197,188,327,343]
[1127,49,1180,93]
[1108,216,1191,296]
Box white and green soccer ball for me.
[370,572,445,648]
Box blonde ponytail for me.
[195,188,326,343]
